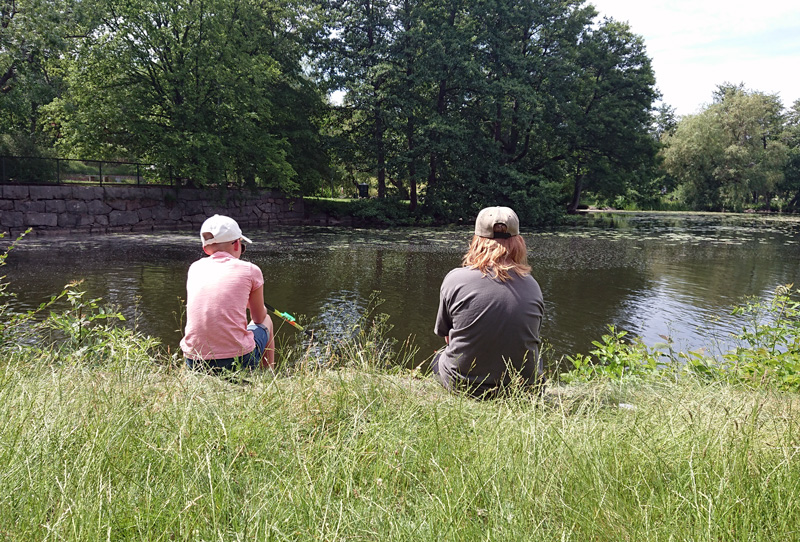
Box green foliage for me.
[42,281,123,346]
[284,292,417,373]
[1,230,162,367]
[560,325,660,383]
[348,197,418,226]
[6,0,663,225]
[316,0,659,224]
[3,346,800,539]
[717,286,800,390]
[305,196,423,226]
[661,84,792,211]
[43,0,327,191]
[561,286,800,392]
[0,0,82,154]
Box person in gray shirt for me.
[433,206,544,399]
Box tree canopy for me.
[661,84,791,211]
[314,0,659,222]
[2,0,664,223]
[38,0,329,190]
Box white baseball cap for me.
[200,215,252,247]
[474,206,520,238]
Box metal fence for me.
[0,155,177,186]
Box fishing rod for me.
[265,302,313,336]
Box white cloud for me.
[589,0,800,115]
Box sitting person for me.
[432,206,544,398]
[180,214,275,372]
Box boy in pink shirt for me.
[180,215,275,372]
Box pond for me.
[4,212,800,367]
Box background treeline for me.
[2,0,799,224]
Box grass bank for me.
[2,355,799,540]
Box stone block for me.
[95,214,109,226]
[168,207,184,221]
[25,212,58,227]
[73,185,104,200]
[0,199,13,211]
[45,200,67,213]
[131,220,154,232]
[182,200,205,215]
[0,211,24,227]
[109,210,140,226]
[177,188,205,201]
[138,207,153,221]
[184,214,206,225]
[237,205,255,217]
[58,213,80,228]
[106,198,128,211]
[29,185,69,200]
[202,205,227,217]
[104,186,139,200]
[65,200,88,214]
[1,185,29,199]
[139,187,164,200]
[15,200,45,213]
[87,199,112,214]
[151,207,170,221]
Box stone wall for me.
[0,184,306,236]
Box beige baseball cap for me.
[474,206,519,238]
[200,215,252,246]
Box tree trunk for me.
[427,77,448,190]
[374,101,386,198]
[408,117,417,211]
[567,174,584,214]
[788,191,800,210]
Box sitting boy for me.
[180,214,275,372]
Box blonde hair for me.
[462,226,530,281]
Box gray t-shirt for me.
[434,267,544,393]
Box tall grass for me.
[2,354,800,540]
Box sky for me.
[588,0,800,116]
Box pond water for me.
[4,212,800,367]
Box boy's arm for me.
[248,285,268,323]
[248,285,274,368]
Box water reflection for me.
[3,212,800,366]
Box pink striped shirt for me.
[180,251,264,360]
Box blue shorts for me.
[186,324,270,372]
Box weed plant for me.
[2,233,800,540]
[561,285,800,392]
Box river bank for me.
[2,352,799,541]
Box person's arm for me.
[248,285,268,324]
[434,282,452,344]
[248,285,275,368]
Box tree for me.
[317,0,659,224]
[560,19,659,213]
[0,0,83,155]
[45,0,325,190]
[652,103,678,140]
[661,84,788,211]
[316,0,397,198]
[780,99,800,209]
